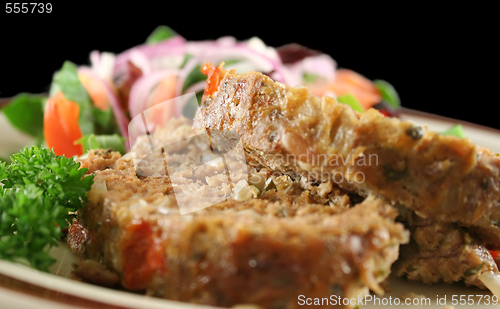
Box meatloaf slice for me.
[393,207,500,288]
[69,118,408,309]
[192,64,500,248]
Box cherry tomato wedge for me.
[308,69,381,110]
[328,69,381,110]
[78,73,109,111]
[148,75,177,128]
[78,72,109,111]
[43,92,83,157]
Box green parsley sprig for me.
[0,146,94,271]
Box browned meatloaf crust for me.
[192,65,500,248]
[69,119,408,309]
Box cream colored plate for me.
[1,109,500,308]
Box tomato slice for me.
[328,69,381,110]
[490,250,500,260]
[147,75,177,128]
[44,92,83,157]
[151,75,177,107]
[79,72,109,111]
[308,69,381,110]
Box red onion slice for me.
[114,36,186,75]
[129,50,152,76]
[286,54,337,86]
[90,50,100,69]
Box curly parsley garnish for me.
[0,146,94,271]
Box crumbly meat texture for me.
[69,119,408,309]
[192,66,500,248]
[393,207,500,288]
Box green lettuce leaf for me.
[2,93,45,138]
[76,134,126,154]
[337,94,365,113]
[374,80,401,109]
[303,73,321,83]
[441,124,466,139]
[146,26,177,45]
[183,65,207,93]
[92,107,113,130]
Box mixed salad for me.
[1,25,404,160]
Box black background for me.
[0,4,497,129]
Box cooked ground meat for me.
[393,206,499,288]
[192,65,500,248]
[72,260,120,288]
[69,119,408,309]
